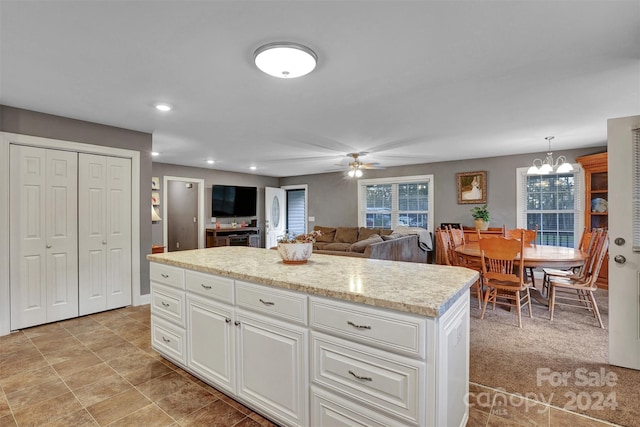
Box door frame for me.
[0,132,141,336]
[163,176,205,250]
[282,184,309,234]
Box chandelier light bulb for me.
[348,169,355,177]
[355,169,363,178]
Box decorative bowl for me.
[277,242,313,264]
[591,197,608,213]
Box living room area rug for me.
[469,288,640,427]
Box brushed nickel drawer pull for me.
[347,321,371,330]
[348,370,372,381]
[259,299,275,306]
[162,336,171,343]
[161,273,169,278]
[201,283,212,289]
[161,301,170,307]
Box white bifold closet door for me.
[10,145,79,329]
[79,154,132,315]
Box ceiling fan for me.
[343,152,385,177]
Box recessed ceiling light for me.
[250,166,257,170]
[207,160,215,164]
[254,42,317,78]
[151,152,159,156]
[154,103,172,112]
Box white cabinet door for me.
[79,154,131,315]
[236,309,308,427]
[10,145,78,329]
[187,295,235,394]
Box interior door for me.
[265,187,286,249]
[79,155,132,315]
[10,145,78,329]
[608,114,640,370]
[167,180,199,251]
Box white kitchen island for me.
[147,246,478,427]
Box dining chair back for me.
[479,231,533,328]
[447,225,465,248]
[436,229,483,308]
[504,225,538,247]
[541,228,600,295]
[503,225,538,285]
[548,230,609,328]
[435,229,454,266]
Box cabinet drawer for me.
[311,386,408,427]
[310,297,427,359]
[151,283,185,327]
[311,332,424,425]
[186,270,234,303]
[150,263,185,289]
[236,281,307,325]
[151,315,186,365]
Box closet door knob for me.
[46,244,52,249]
[102,240,107,245]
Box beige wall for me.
[279,147,607,230]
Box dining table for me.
[454,242,588,306]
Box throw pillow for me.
[358,227,382,241]
[349,234,383,253]
[314,226,336,242]
[335,227,359,243]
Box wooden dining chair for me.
[479,231,533,328]
[548,230,608,328]
[447,225,465,248]
[436,229,483,309]
[503,225,538,286]
[541,227,596,296]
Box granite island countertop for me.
[147,246,478,318]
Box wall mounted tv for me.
[212,185,257,217]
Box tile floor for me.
[0,305,621,427]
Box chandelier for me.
[527,136,574,174]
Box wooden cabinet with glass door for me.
[576,152,608,288]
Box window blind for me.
[632,130,640,251]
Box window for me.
[357,175,434,231]
[516,167,583,247]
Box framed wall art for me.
[457,171,487,204]
[152,176,160,190]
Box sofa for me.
[311,226,430,263]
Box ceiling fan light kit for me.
[254,42,317,78]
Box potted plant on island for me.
[470,204,490,231]
[276,230,322,264]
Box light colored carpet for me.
[469,286,640,427]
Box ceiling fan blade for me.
[363,165,386,170]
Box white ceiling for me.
[1,1,638,177]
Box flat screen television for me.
[212,185,257,217]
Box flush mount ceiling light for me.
[527,136,574,175]
[254,42,317,78]
[154,103,172,112]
